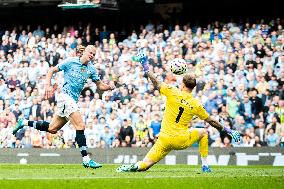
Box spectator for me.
[149,114,161,138]
[250,89,263,119]
[266,128,279,147]
[119,119,134,142]
[238,94,253,126]
[253,136,266,147]
[255,120,266,142]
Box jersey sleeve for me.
[57,58,71,71]
[91,68,100,82]
[195,104,210,120]
[160,82,176,98]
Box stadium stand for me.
[0,16,283,149]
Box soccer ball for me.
[169,58,188,75]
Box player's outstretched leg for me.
[13,118,50,135]
[116,159,152,172]
[13,115,67,135]
[198,129,211,173]
[117,139,168,172]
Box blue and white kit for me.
[55,57,100,117]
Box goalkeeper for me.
[117,50,241,173]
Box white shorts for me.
[56,93,79,118]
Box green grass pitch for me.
[0,164,283,189]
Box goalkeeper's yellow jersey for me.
[160,82,209,136]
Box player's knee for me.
[48,128,57,134]
[74,121,85,130]
[199,129,207,137]
[77,124,85,130]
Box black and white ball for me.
[169,58,188,75]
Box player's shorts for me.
[55,93,79,118]
[146,129,201,163]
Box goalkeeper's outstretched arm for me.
[204,116,241,142]
[145,72,161,91]
[204,116,224,131]
[137,49,161,90]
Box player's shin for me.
[75,130,89,160]
[199,133,209,166]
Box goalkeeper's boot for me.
[12,118,25,135]
[116,164,139,172]
[83,159,102,169]
[202,165,212,173]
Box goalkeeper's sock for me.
[28,121,50,132]
[135,161,148,171]
[201,157,209,167]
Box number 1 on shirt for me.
[175,107,184,123]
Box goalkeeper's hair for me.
[182,74,196,90]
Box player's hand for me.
[108,83,116,90]
[44,84,55,99]
[137,49,149,72]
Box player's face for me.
[82,46,96,63]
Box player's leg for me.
[13,115,67,135]
[135,141,169,171]
[187,128,210,172]
[69,111,102,169]
[117,136,170,172]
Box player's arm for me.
[45,66,60,99]
[204,116,241,142]
[145,72,161,90]
[95,80,115,91]
[204,116,224,131]
[195,104,241,142]
[91,66,115,91]
[137,49,161,90]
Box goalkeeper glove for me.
[137,49,149,73]
[223,127,241,143]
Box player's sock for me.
[27,121,50,131]
[199,133,209,166]
[22,119,29,126]
[75,130,88,157]
[83,155,91,163]
[135,161,148,171]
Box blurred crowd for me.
[0,18,283,149]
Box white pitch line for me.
[1,175,284,180]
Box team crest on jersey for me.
[81,67,86,72]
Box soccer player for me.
[13,45,115,169]
[116,50,241,173]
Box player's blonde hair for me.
[85,45,96,52]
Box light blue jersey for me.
[57,57,100,102]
